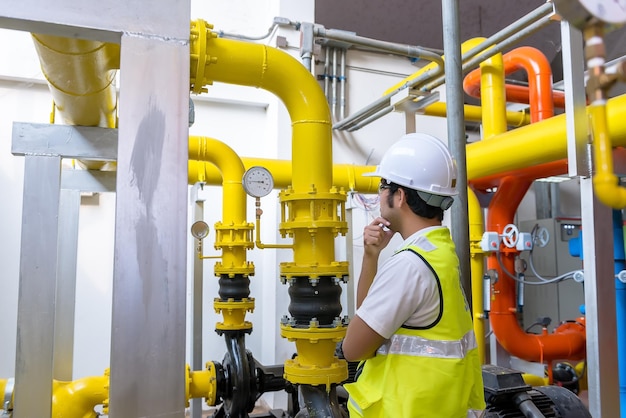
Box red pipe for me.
[466,47,586,362]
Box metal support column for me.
[561,21,589,177]
[190,183,205,418]
[13,155,61,417]
[442,0,472,301]
[581,176,620,416]
[53,189,81,381]
[109,33,189,417]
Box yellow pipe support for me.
[31,34,119,128]
[190,18,348,387]
[468,187,487,364]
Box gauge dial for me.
[555,0,626,29]
[190,220,210,240]
[242,166,274,198]
[580,0,626,25]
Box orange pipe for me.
[470,160,567,192]
[469,47,586,362]
[464,46,565,112]
[486,177,586,361]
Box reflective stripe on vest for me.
[377,329,477,359]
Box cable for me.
[495,251,581,285]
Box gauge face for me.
[190,220,210,240]
[242,166,274,197]
[580,0,626,24]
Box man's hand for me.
[363,216,394,257]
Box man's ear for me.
[396,187,406,207]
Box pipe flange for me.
[283,358,348,390]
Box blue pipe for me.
[570,210,626,417]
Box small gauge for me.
[242,166,274,198]
[555,0,626,29]
[190,220,210,240]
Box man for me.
[342,133,485,417]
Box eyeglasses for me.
[378,179,392,193]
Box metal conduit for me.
[335,2,554,131]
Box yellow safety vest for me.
[345,228,485,417]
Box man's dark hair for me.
[385,182,444,221]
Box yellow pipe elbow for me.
[191,20,332,192]
[51,375,108,418]
[589,103,626,209]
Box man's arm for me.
[343,216,394,360]
[341,314,386,361]
[356,216,393,308]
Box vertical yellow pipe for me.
[468,187,486,364]
[463,37,506,364]
[590,103,626,208]
[189,136,255,331]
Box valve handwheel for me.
[501,224,519,248]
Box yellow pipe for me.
[590,102,626,208]
[582,23,626,209]
[522,373,549,387]
[468,187,486,364]
[466,93,626,180]
[423,102,530,127]
[189,136,255,331]
[31,34,119,128]
[189,159,379,194]
[52,375,108,418]
[190,20,348,387]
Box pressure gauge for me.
[555,0,626,29]
[242,166,274,198]
[190,220,210,240]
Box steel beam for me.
[53,189,81,381]
[581,176,620,416]
[13,155,61,417]
[108,33,189,417]
[0,0,189,42]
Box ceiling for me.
[315,0,626,89]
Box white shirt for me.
[355,226,444,339]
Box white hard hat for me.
[364,133,458,209]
